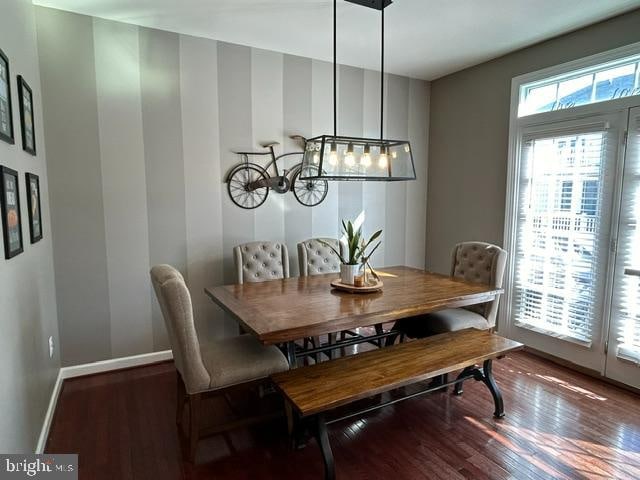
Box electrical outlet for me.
[48,336,54,359]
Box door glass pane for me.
[610,110,640,363]
[513,125,616,344]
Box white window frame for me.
[500,42,640,354]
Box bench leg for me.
[481,359,505,419]
[314,415,335,480]
[453,366,476,396]
[427,373,449,392]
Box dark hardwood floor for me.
[46,350,640,479]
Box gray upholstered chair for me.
[297,238,344,359]
[297,238,342,276]
[233,241,289,283]
[150,264,288,462]
[393,241,507,339]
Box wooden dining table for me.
[205,266,503,366]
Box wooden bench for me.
[271,328,523,480]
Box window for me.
[512,128,615,344]
[518,53,640,117]
[558,181,573,211]
[581,180,599,216]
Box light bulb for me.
[344,142,355,166]
[404,144,410,153]
[313,152,320,164]
[361,144,371,167]
[328,143,338,166]
[345,152,355,166]
[378,146,388,168]
[391,150,397,159]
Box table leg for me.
[328,333,337,360]
[286,341,297,368]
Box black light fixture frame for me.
[300,0,416,182]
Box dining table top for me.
[205,266,503,345]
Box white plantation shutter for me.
[513,121,618,344]
[611,111,640,364]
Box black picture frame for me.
[25,172,42,243]
[0,165,24,258]
[17,75,35,155]
[0,48,14,145]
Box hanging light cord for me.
[380,4,384,141]
[333,0,385,141]
[333,0,337,138]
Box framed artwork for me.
[0,48,14,145]
[0,166,23,258]
[25,172,42,243]
[17,75,35,155]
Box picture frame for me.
[17,75,35,155]
[0,48,14,145]
[0,165,24,258]
[25,172,42,243]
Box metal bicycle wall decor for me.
[226,135,329,209]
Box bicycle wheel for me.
[227,165,270,209]
[292,166,328,207]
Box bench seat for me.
[271,328,523,479]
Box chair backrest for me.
[297,238,342,276]
[233,241,289,284]
[449,242,507,328]
[150,265,210,393]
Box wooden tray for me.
[330,278,383,293]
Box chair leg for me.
[176,375,187,426]
[188,393,202,463]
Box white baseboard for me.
[36,369,63,454]
[59,349,173,379]
[35,349,173,453]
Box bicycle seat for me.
[260,141,280,148]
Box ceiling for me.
[32,0,640,80]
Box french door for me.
[606,106,640,389]
[508,112,626,373]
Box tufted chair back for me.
[233,241,290,284]
[150,265,210,394]
[450,242,507,328]
[297,238,344,276]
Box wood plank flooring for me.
[46,351,640,479]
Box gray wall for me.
[427,9,640,274]
[0,0,61,453]
[35,7,430,366]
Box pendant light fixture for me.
[300,0,416,182]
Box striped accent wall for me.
[35,6,430,366]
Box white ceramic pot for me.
[340,264,360,285]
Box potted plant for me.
[323,220,382,285]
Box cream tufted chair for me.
[393,242,507,339]
[150,264,288,462]
[234,241,289,284]
[297,238,342,276]
[297,238,345,360]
